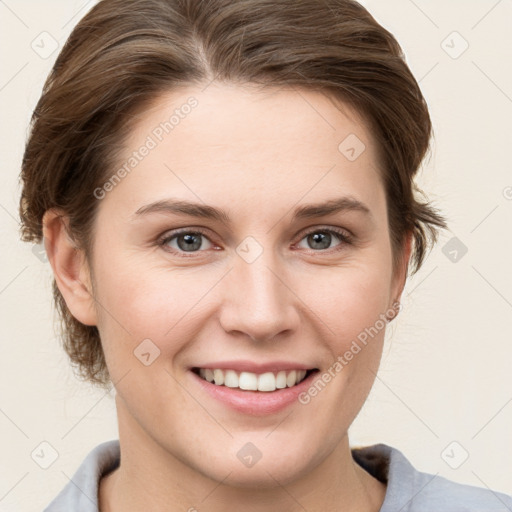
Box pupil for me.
[309,232,331,250]
[178,233,202,251]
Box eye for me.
[296,227,352,252]
[158,229,215,255]
[157,226,353,257]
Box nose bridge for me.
[240,254,284,309]
[219,242,296,341]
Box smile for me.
[192,368,317,392]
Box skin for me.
[43,82,411,512]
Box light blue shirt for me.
[44,440,512,511]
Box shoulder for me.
[43,439,120,512]
[351,443,512,512]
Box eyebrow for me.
[132,196,372,223]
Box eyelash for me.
[156,226,354,258]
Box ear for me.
[390,231,413,307]
[42,209,97,326]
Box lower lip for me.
[189,370,318,416]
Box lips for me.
[187,361,319,416]
[190,358,318,391]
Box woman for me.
[18,0,512,510]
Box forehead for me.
[103,83,384,216]
[131,82,374,158]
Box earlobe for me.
[42,209,97,326]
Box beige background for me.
[1,0,511,510]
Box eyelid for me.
[157,227,217,256]
[157,225,354,257]
[297,225,353,241]
[293,225,354,251]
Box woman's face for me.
[86,83,407,485]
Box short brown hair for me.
[19,0,447,387]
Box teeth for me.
[239,371,258,391]
[224,370,239,388]
[276,370,287,389]
[286,370,297,388]
[197,368,309,392]
[213,369,224,385]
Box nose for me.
[218,248,300,343]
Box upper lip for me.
[191,360,317,374]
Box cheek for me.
[296,260,392,344]
[91,255,222,371]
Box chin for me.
[208,461,306,489]
[194,444,318,489]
